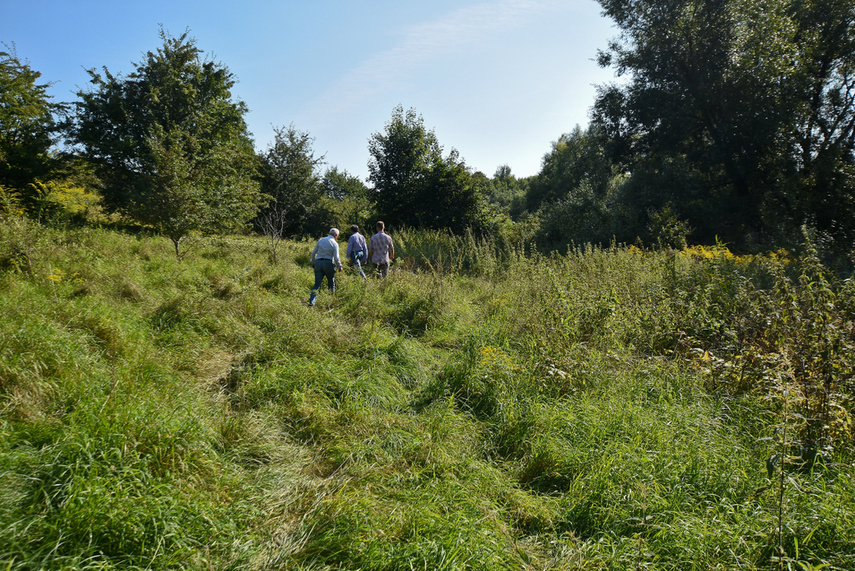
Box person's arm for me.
[310,241,319,264]
[333,242,342,270]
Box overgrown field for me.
[1,217,854,570]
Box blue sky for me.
[2,0,617,180]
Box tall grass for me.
[1,215,853,569]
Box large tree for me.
[367,105,481,233]
[68,30,263,256]
[256,124,326,238]
[593,0,855,251]
[0,46,58,205]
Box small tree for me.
[258,198,289,263]
[257,124,325,238]
[68,29,263,257]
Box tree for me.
[321,166,368,201]
[421,149,482,233]
[593,0,855,252]
[318,166,373,235]
[68,29,263,257]
[526,125,614,213]
[367,105,481,232]
[0,45,59,206]
[257,200,289,264]
[484,165,529,221]
[257,124,325,238]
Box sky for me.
[1,0,618,181]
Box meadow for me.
[1,215,853,570]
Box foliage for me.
[534,175,633,251]
[256,124,326,238]
[368,105,482,233]
[27,180,103,224]
[0,184,23,216]
[322,165,369,202]
[526,125,613,213]
[67,29,263,257]
[484,165,529,220]
[593,0,855,254]
[0,45,59,204]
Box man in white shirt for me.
[308,228,343,306]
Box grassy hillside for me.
[1,216,853,570]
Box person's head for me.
[350,224,359,235]
[376,221,385,232]
[329,227,339,238]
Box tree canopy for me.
[368,105,481,233]
[67,30,263,256]
[256,124,326,238]
[592,0,855,252]
[526,125,613,213]
[0,46,58,204]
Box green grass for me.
[1,216,853,570]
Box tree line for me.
[2,0,854,262]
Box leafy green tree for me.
[526,125,613,213]
[422,149,481,233]
[67,30,263,257]
[368,105,481,233]
[593,0,855,252]
[0,45,59,206]
[257,124,325,237]
[321,166,368,201]
[485,165,529,221]
[317,166,373,235]
[534,173,640,251]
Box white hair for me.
[329,227,339,236]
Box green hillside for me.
[1,218,853,570]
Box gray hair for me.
[329,227,339,236]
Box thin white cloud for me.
[304,0,564,123]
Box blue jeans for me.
[350,251,366,279]
[309,259,336,305]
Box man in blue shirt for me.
[308,228,343,306]
[346,224,368,279]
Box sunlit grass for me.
[1,216,853,569]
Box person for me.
[345,224,368,279]
[308,228,343,306]
[368,220,394,278]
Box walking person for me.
[308,228,343,306]
[346,224,368,279]
[368,220,394,278]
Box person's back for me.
[308,228,343,305]
[368,221,394,277]
[346,224,368,279]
